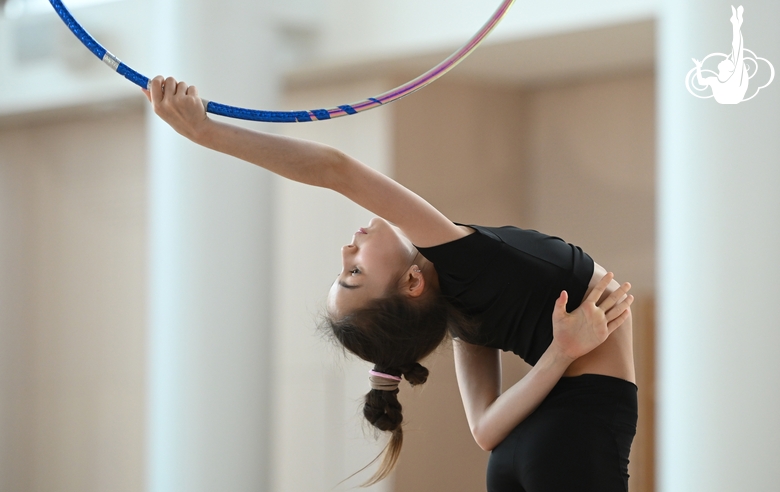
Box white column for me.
[658,1,780,491]
[146,1,279,491]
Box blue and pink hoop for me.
[49,0,515,123]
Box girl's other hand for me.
[142,75,210,142]
[551,272,633,361]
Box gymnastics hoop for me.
[50,0,515,123]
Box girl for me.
[144,76,637,492]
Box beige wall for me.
[0,107,147,492]
[528,73,656,491]
[0,116,36,492]
[392,72,655,491]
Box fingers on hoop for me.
[150,75,165,103]
[161,76,177,100]
[153,75,198,100]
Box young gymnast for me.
[144,75,637,491]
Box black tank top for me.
[416,225,594,366]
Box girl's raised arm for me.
[145,76,468,248]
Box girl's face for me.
[328,217,418,318]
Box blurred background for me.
[0,0,777,491]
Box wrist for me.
[188,116,215,145]
[547,340,578,367]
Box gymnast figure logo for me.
[685,5,774,104]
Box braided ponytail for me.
[324,291,476,486]
[361,363,429,485]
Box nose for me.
[340,244,356,271]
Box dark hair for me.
[325,291,476,486]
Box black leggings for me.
[486,374,638,492]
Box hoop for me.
[49,0,515,123]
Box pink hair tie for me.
[369,370,401,381]
[368,370,402,391]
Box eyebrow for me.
[338,281,361,290]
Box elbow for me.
[476,439,496,453]
[471,423,499,452]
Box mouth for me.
[357,227,367,234]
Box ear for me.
[401,265,426,298]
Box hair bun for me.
[399,362,428,386]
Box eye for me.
[350,268,361,275]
